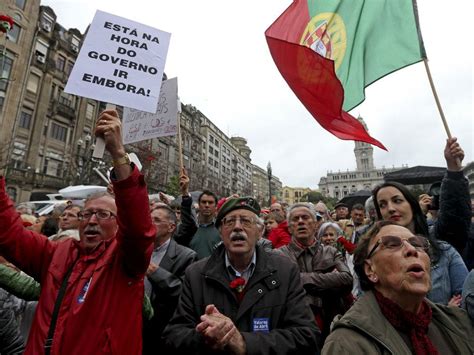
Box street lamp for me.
[267,161,272,207]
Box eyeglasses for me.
[78,210,116,221]
[367,235,430,259]
[221,216,256,228]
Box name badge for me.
[252,318,270,333]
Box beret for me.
[215,196,261,227]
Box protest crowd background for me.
[0,0,473,354]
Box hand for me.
[159,192,171,205]
[179,167,190,196]
[146,262,159,276]
[196,305,245,354]
[418,194,432,215]
[444,137,464,171]
[106,183,114,195]
[94,109,126,160]
[448,294,462,307]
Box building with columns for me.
[318,117,405,199]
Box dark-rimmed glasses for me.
[78,210,116,221]
[222,216,256,228]
[367,235,430,259]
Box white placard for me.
[122,77,178,144]
[64,10,171,113]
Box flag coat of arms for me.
[265,0,425,149]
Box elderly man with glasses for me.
[163,196,320,354]
[0,109,156,355]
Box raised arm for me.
[95,109,156,277]
[432,137,470,253]
[173,168,198,247]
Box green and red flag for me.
[265,0,426,150]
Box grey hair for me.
[255,216,265,229]
[365,196,375,214]
[287,202,317,222]
[84,191,115,204]
[317,222,343,239]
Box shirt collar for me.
[225,249,256,278]
[154,238,171,252]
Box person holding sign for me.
[0,109,156,354]
[162,197,320,354]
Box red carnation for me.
[229,277,246,293]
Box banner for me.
[122,77,178,144]
[65,10,171,113]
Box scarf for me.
[374,290,438,355]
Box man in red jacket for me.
[0,109,156,354]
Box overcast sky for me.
[42,0,473,189]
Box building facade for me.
[318,117,405,199]
[252,164,282,207]
[0,2,280,202]
[281,186,313,205]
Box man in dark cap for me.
[334,202,350,221]
[163,197,320,354]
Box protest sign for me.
[65,10,171,113]
[122,77,178,144]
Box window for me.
[11,141,27,167]
[66,61,74,75]
[59,93,73,107]
[19,110,32,129]
[0,54,13,92]
[27,73,40,94]
[50,122,67,142]
[85,103,95,121]
[43,158,63,177]
[7,24,20,43]
[56,55,66,71]
[16,0,26,10]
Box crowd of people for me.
[0,110,473,354]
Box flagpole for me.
[422,58,452,139]
[176,105,183,171]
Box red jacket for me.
[0,167,156,354]
[268,220,291,248]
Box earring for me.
[372,276,378,282]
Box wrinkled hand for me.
[444,137,464,171]
[146,262,159,276]
[94,109,125,159]
[179,167,190,196]
[448,294,462,307]
[418,194,432,215]
[196,305,245,354]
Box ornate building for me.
[318,117,406,199]
[0,1,280,202]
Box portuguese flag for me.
[265,0,425,150]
